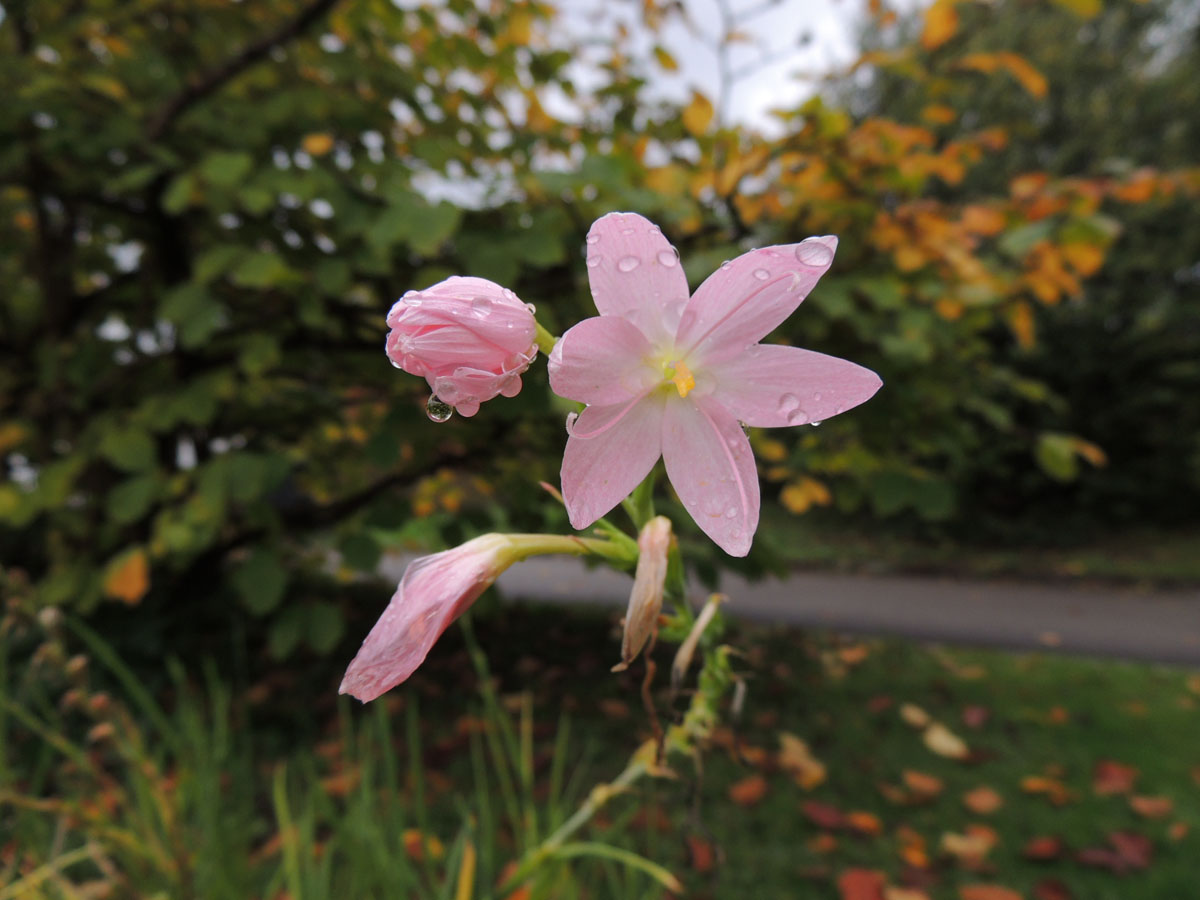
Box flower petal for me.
[676,236,838,365]
[585,212,691,346]
[662,395,759,557]
[549,315,657,406]
[561,393,666,530]
[709,344,882,427]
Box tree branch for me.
[146,0,343,140]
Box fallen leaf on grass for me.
[1077,831,1153,872]
[779,732,827,790]
[1021,776,1072,806]
[885,888,931,900]
[847,811,885,837]
[924,722,970,760]
[839,644,871,665]
[896,826,929,869]
[402,829,445,861]
[962,705,990,729]
[960,886,1023,900]
[810,832,839,854]
[942,824,999,864]
[685,834,715,873]
[803,800,846,830]
[1129,795,1173,819]
[963,786,1004,814]
[1032,879,1073,900]
[900,703,932,728]
[867,695,894,714]
[1022,835,1065,861]
[728,774,768,807]
[1168,821,1189,842]
[838,868,887,900]
[903,770,945,799]
[1092,759,1138,795]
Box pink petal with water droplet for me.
[549,316,656,406]
[676,236,838,365]
[709,344,882,428]
[585,212,690,345]
[561,393,666,530]
[661,395,759,557]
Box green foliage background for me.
[1,0,1197,649]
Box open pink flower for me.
[339,534,515,701]
[548,212,881,557]
[386,276,537,417]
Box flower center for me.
[662,359,695,399]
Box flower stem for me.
[533,320,558,356]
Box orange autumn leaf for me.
[1129,795,1173,819]
[886,890,932,900]
[1060,242,1105,276]
[921,0,958,50]
[781,477,832,514]
[779,733,828,790]
[838,868,887,900]
[942,824,998,863]
[903,770,944,798]
[1021,775,1072,806]
[301,133,335,156]
[682,90,715,136]
[963,786,1004,815]
[1092,759,1138,795]
[960,885,1024,900]
[1023,835,1066,861]
[685,833,715,873]
[1008,301,1036,349]
[728,774,769,807]
[961,204,1007,236]
[403,829,444,861]
[103,548,150,604]
[921,104,957,125]
[846,811,885,837]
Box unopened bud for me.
[614,516,671,671]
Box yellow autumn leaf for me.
[778,732,827,790]
[997,52,1048,99]
[682,90,715,136]
[653,45,678,71]
[1070,437,1107,468]
[1007,301,1036,349]
[921,0,958,51]
[1061,241,1105,276]
[923,721,970,759]
[103,548,150,605]
[302,133,335,156]
[1051,0,1101,17]
[900,703,932,729]
[780,477,831,514]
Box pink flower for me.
[548,212,882,557]
[339,534,515,701]
[386,276,537,417]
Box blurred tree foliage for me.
[1,0,1196,644]
[839,0,1200,536]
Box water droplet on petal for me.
[502,288,518,302]
[724,506,738,519]
[786,408,809,425]
[656,248,679,268]
[703,497,724,518]
[565,411,579,435]
[587,255,601,268]
[720,260,732,271]
[795,237,834,267]
[586,232,600,244]
[811,420,823,427]
[617,255,640,272]
[813,392,823,401]
[778,393,800,414]
[471,296,492,315]
[525,302,537,314]
[426,395,453,423]
[753,268,770,281]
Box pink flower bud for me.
[385,277,537,417]
[614,516,672,671]
[339,534,517,702]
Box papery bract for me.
[386,276,537,417]
[614,515,672,671]
[549,212,882,557]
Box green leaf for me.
[305,601,344,655]
[408,202,461,255]
[107,474,159,525]
[194,245,246,283]
[160,283,226,347]
[162,172,197,214]
[339,533,381,571]
[238,185,275,216]
[268,605,306,660]
[200,151,254,188]
[1035,432,1080,481]
[998,222,1054,258]
[314,259,351,295]
[238,335,281,377]
[99,427,157,472]
[231,549,288,616]
[230,252,293,289]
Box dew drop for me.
[586,255,601,268]
[586,232,600,244]
[813,392,823,401]
[703,497,724,518]
[724,506,738,519]
[471,296,492,315]
[795,237,834,267]
[426,395,453,423]
[656,248,679,268]
[502,288,519,302]
[617,255,640,273]
[811,420,823,427]
[777,393,800,415]
[525,302,537,314]
[565,411,579,435]
[719,260,732,271]
[753,268,770,281]
[786,408,809,425]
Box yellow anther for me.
[670,360,695,398]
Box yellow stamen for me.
[670,360,695,398]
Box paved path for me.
[379,555,1200,666]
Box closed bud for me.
[615,516,672,671]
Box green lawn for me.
[4,603,1198,899]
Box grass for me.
[4,601,1199,899]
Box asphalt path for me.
[377,555,1200,666]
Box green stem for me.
[533,320,558,356]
